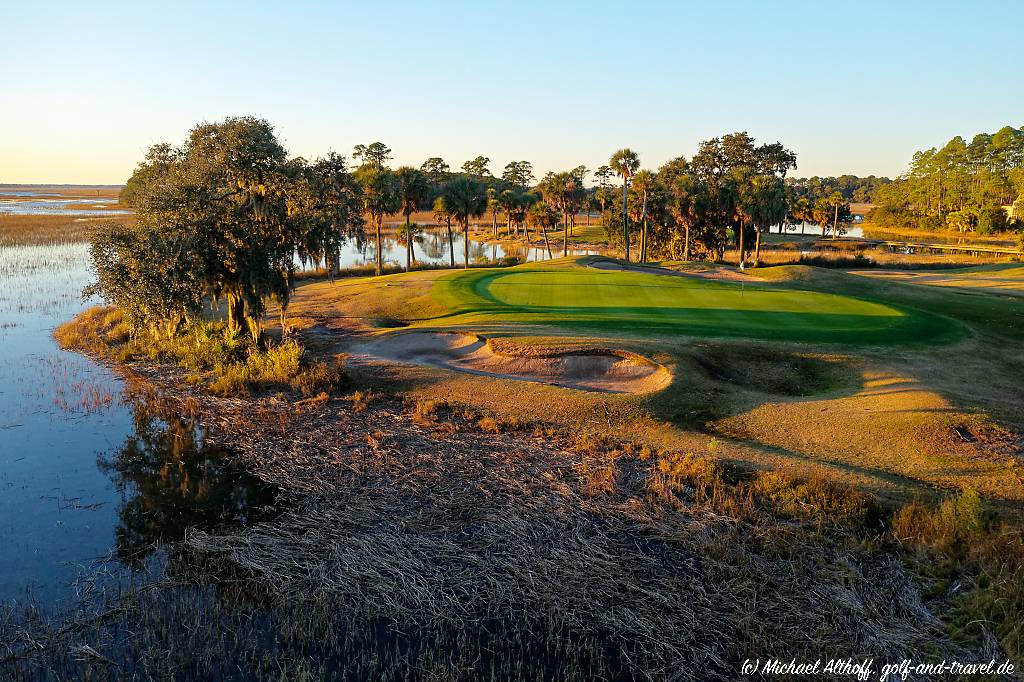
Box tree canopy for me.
[101,117,364,341]
[871,125,1024,233]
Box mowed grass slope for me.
[853,263,1024,297]
[422,257,957,345]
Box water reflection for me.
[301,228,595,272]
[98,402,278,569]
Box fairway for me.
[425,258,957,344]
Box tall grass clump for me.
[893,489,1023,664]
[55,306,345,398]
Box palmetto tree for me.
[631,170,655,262]
[353,165,400,276]
[540,172,572,256]
[670,174,704,261]
[527,201,559,259]
[433,196,455,268]
[394,166,430,272]
[610,149,640,261]
[443,176,488,269]
[748,174,787,263]
[498,189,518,236]
[486,187,502,237]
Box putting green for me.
[426,259,958,345]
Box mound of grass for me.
[55,306,345,397]
[691,343,847,396]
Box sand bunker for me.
[352,332,671,394]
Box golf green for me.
[427,259,958,345]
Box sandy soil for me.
[350,331,671,394]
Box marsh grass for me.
[734,245,1019,270]
[0,214,135,247]
[54,307,346,398]
[892,489,1024,661]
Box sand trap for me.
[588,258,758,282]
[352,332,671,394]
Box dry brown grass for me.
[0,213,134,246]
[113,373,987,676]
[0,186,132,245]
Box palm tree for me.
[540,172,572,256]
[433,196,455,268]
[632,170,655,262]
[354,165,399,276]
[486,187,501,237]
[395,166,429,272]
[443,177,488,269]
[610,149,640,261]
[749,175,787,264]
[671,175,704,261]
[498,189,518,236]
[527,201,559,259]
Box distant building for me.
[1003,203,1018,220]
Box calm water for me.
[0,230,590,610]
[0,197,133,216]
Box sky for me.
[2,0,1023,185]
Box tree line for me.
[870,125,1024,234]
[788,175,891,204]
[93,117,853,343]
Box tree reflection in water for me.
[98,401,278,568]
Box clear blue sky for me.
[3,0,1022,184]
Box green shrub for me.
[892,488,983,551]
[752,471,882,528]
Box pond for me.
[0,230,592,611]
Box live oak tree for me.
[109,117,363,344]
